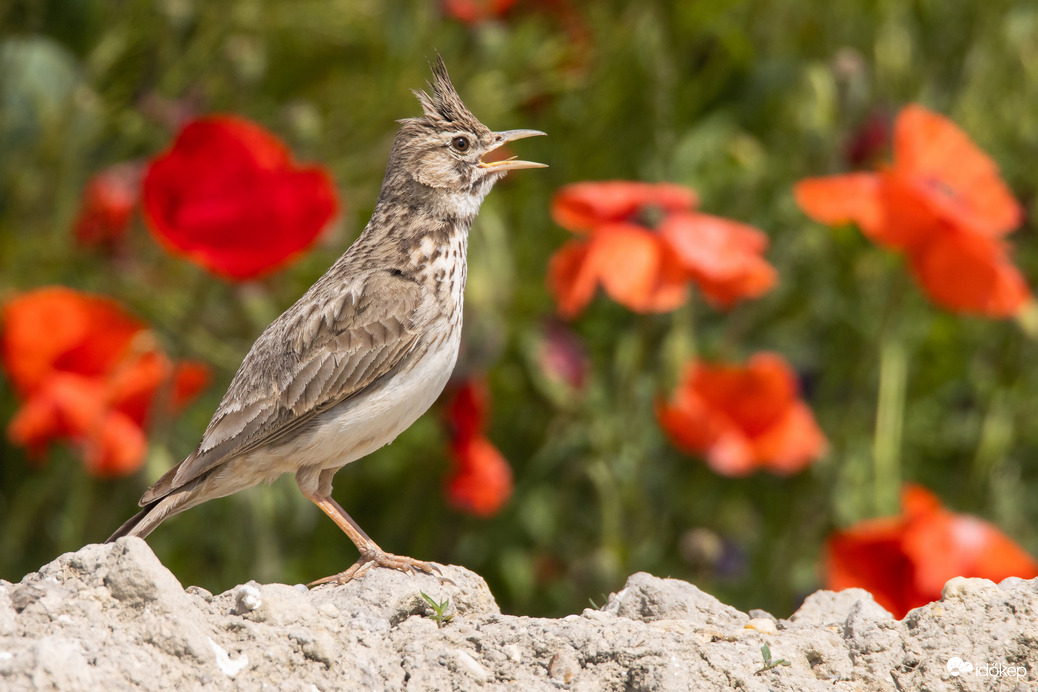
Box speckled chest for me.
[411,225,469,328]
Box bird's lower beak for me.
[479,129,547,171]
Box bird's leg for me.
[302,491,447,586]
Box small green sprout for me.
[755,643,791,674]
[420,591,453,628]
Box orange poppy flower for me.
[795,104,1030,317]
[443,379,513,517]
[659,213,777,308]
[908,227,1030,316]
[826,485,1038,619]
[1,287,209,477]
[551,181,698,232]
[9,373,149,477]
[73,162,144,249]
[657,352,826,476]
[548,223,690,317]
[143,115,339,281]
[548,181,775,317]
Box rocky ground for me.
[1,538,1035,690]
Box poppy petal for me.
[659,353,825,476]
[661,212,777,307]
[110,351,209,426]
[894,105,1022,237]
[752,402,829,474]
[794,174,884,238]
[7,374,101,454]
[826,484,1038,619]
[551,181,697,232]
[547,241,598,319]
[901,484,943,517]
[1,287,208,477]
[825,518,911,617]
[171,361,212,411]
[142,116,339,281]
[5,373,149,477]
[656,387,718,457]
[446,435,513,517]
[445,380,491,441]
[870,172,949,251]
[703,428,757,477]
[73,162,143,249]
[908,230,1031,317]
[587,224,687,313]
[0,288,143,394]
[83,411,148,478]
[693,353,797,434]
[956,516,1038,583]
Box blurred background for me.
[3,0,1038,619]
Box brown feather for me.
[108,57,544,554]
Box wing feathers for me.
[152,270,425,501]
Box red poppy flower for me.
[142,115,339,281]
[445,378,490,441]
[73,163,144,249]
[548,181,775,317]
[443,379,513,517]
[657,352,826,476]
[795,104,1030,317]
[826,485,1038,619]
[442,0,518,24]
[1,287,209,477]
[446,434,513,517]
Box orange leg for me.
[302,491,448,586]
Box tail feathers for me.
[106,474,206,543]
[106,503,161,542]
[140,451,193,505]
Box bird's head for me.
[391,56,546,196]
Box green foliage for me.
[2,0,1038,619]
[419,591,453,628]
[755,643,791,674]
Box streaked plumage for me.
[107,57,546,584]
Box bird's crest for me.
[409,55,484,131]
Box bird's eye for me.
[451,136,470,152]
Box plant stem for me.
[971,389,1012,487]
[663,299,696,388]
[870,262,910,516]
[587,457,621,552]
[873,336,905,515]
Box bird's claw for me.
[308,550,453,587]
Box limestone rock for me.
[1,540,1036,691]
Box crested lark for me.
[107,57,546,584]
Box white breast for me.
[268,325,461,476]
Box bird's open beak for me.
[479,129,547,171]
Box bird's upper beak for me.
[479,129,547,171]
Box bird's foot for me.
[308,549,453,587]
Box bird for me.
[107,56,546,585]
